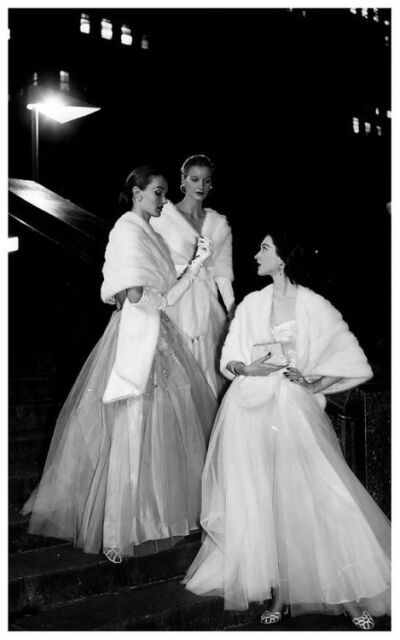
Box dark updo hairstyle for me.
[265,227,312,287]
[180,154,215,179]
[119,165,166,211]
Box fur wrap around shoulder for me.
[100,213,177,404]
[101,212,176,304]
[150,201,234,281]
[221,284,373,409]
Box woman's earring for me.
[278,263,285,276]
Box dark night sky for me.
[8,7,391,364]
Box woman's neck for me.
[131,206,150,224]
[176,196,204,218]
[271,275,296,298]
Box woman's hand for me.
[195,235,213,261]
[283,367,312,389]
[188,236,213,276]
[242,355,288,377]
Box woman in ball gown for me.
[151,154,235,397]
[22,166,218,563]
[183,229,391,630]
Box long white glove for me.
[187,236,213,276]
[164,235,213,306]
[119,236,213,312]
[131,287,167,311]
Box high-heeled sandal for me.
[351,610,375,631]
[260,604,289,625]
[103,546,123,564]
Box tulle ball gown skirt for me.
[183,376,391,617]
[21,311,217,558]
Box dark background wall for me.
[8,8,391,381]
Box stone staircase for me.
[9,377,391,631]
[8,375,260,632]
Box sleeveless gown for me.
[183,320,391,617]
[22,310,217,558]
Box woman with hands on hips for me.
[151,154,235,397]
[183,227,390,630]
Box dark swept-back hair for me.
[119,165,166,210]
[263,227,312,287]
[180,154,215,178]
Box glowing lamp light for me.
[25,75,101,180]
[26,84,100,124]
[27,96,100,123]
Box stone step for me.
[9,377,61,405]
[9,567,392,632]
[9,432,52,465]
[229,614,391,632]
[9,467,41,508]
[9,402,61,436]
[9,578,258,631]
[9,533,202,615]
[10,517,67,555]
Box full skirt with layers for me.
[22,311,217,557]
[183,375,391,617]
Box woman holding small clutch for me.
[183,228,391,630]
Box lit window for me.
[376,126,382,137]
[80,13,90,34]
[59,70,70,92]
[384,20,390,26]
[384,35,389,45]
[101,18,113,40]
[8,237,19,253]
[141,34,149,50]
[373,9,379,22]
[387,110,391,119]
[365,121,371,134]
[352,117,360,134]
[375,107,380,116]
[121,25,132,46]
[350,8,357,14]
[361,9,368,19]
[302,10,306,18]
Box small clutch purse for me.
[251,341,289,367]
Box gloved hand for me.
[133,287,167,312]
[188,236,213,276]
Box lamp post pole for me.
[31,107,39,181]
[26,70,101,182]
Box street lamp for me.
[26,71,101,181]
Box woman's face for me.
[137,176,168,218]
[182,165,212,202]
[255,235,282,276]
